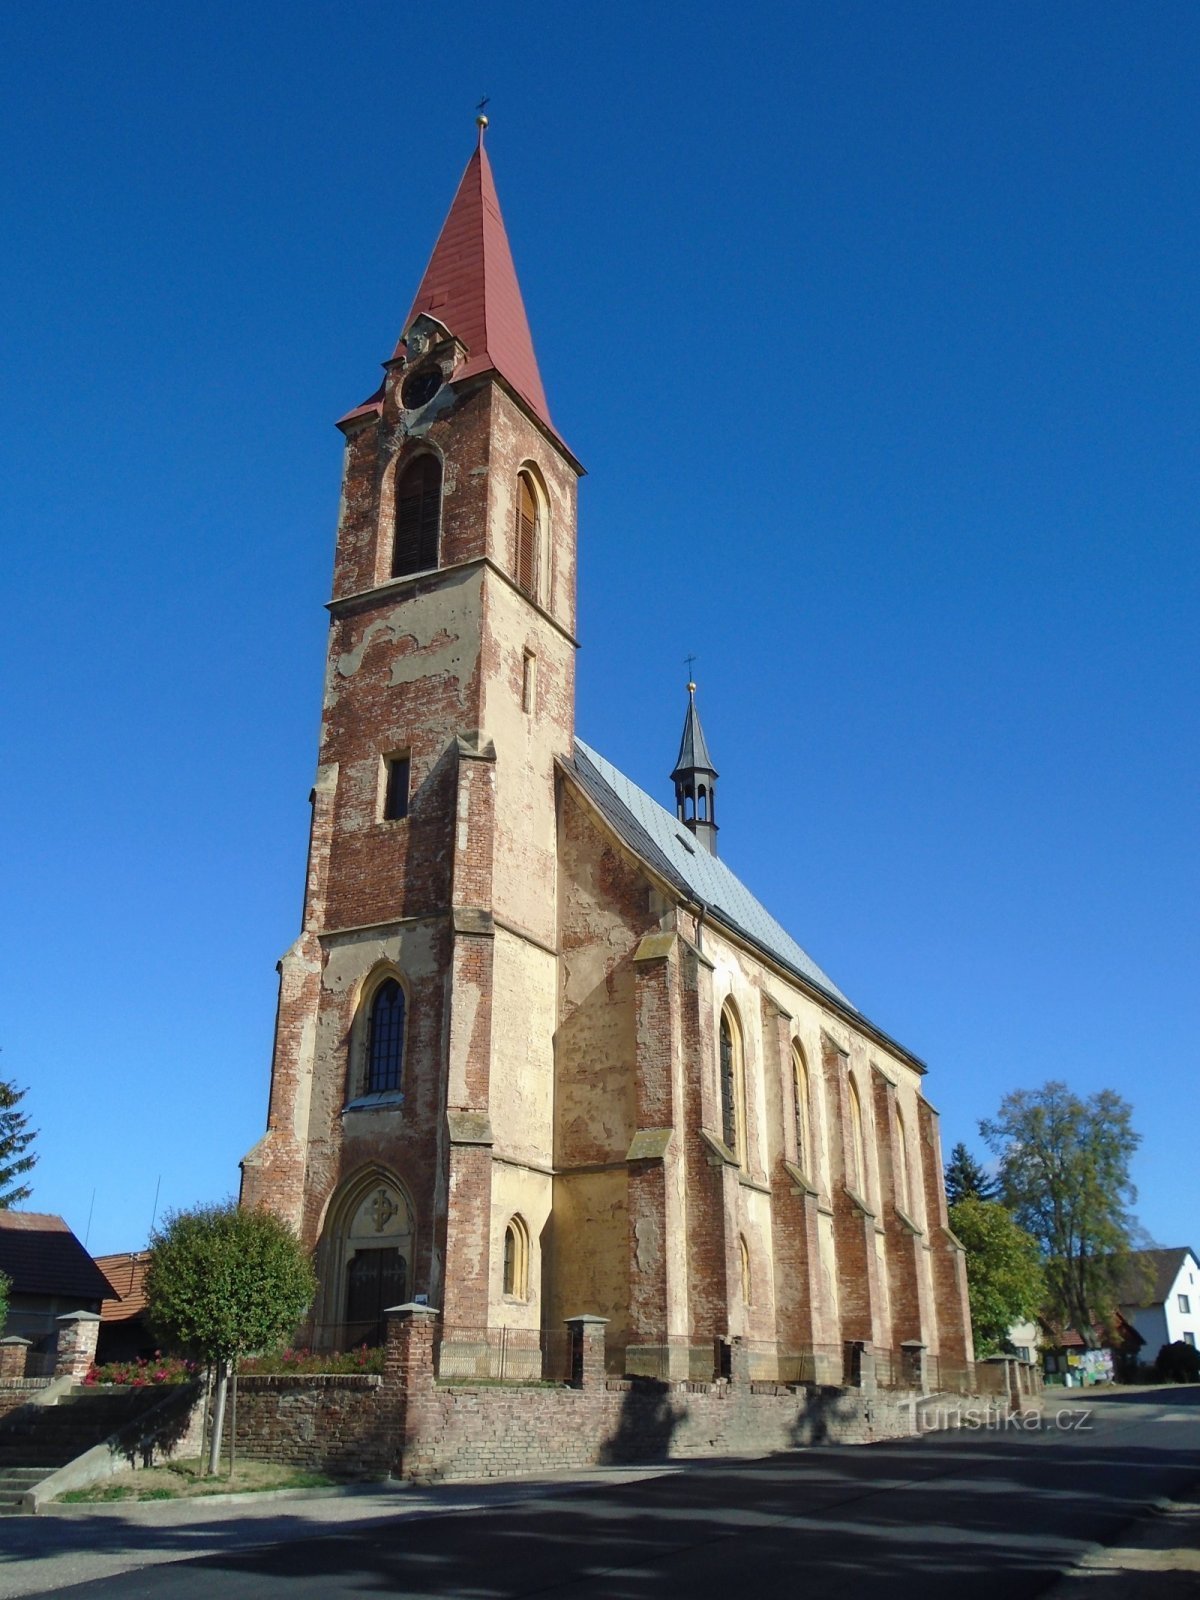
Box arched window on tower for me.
[516,471,540,599]
[366,978,406,1094]
[392,454,441,577]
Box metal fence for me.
[606,1340,722,1382]
[435,1325,572,1384]
[291,1319,388,1353]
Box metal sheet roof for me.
[571,739,857,1012]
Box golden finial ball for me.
[476,113,489,130]
[687,681,697,693]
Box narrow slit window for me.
[383,755,410,821]
[522,651,537,714]
[392,455,441,577]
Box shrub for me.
[85,1354,199,1387]
[240,1344,384,1376]
[1153,1341,1200,1384]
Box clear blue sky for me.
[2,2,1196,1259]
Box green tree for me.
[944,1142,997,1205]
[0,1270,10,1332]
[981,1081,1141,1346]
[0,1080,37,1207]
[948,1196,1045,1356]
[146,1201,317,1472]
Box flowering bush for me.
[84,1353,199,1387]
[241,1344,384,1376]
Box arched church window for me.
[793,1044,811,1175]
[392,454,441,577]
[516,471,540,599]
[366,979,406,1094]
[894,1106,912,1212]
[848,1076,867,1198]
[503,1216,530,1299]
[719,1005,745,1164]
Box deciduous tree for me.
[981,1081,1140,1346]
[146,1201,317,1472]
[948,1196,1045,1356]
[0,1080,37,1208]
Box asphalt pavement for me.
[1,1386,1197,1599]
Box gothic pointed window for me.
[719,1005,745,1164]
[793,1045,811,1176]
[392,454,441,577]
[516,471,539,599]
[848,1077,867,1198]
[366,978,406,1094]
[502,1216,530,1300]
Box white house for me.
[1118,1247,1200,1356]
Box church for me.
[241,125,973,1386]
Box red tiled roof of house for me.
[396,137,553,435]
[93,1250,152,1323]
[0,1211,116,1302]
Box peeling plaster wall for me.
[488,928,556,1165]
[547,1169,629,1345]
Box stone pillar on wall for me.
[384,1303,440,1479]
[627,932,688,1377]
[679,936,729,1349]
[240,761,337,1235]
[0,1338,31,1381]
[871,1068,928,1355]
[565,1315,608,1389]
[766,998,824,1364]
[54,1312,100,1382]
[915,1096,974,1381]
[821,1037,883,1349]
[442,735,499,1328]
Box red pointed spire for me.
[398,136,553,433]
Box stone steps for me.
[0,1387,181,1512]
[0,1469,55,1517]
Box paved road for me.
[4,1388,1199,1599]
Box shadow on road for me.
[4,1388,1198,1600]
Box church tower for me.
[242,124,584,1339]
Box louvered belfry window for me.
[516,473,538,598]
[392,455,441,577]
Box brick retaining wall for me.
[232,1308,930,1482]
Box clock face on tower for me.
[401,366,442,411]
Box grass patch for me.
[54,1457,339,1503]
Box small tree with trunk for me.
[146,1201,317,1472]
[0,1079,37,1208]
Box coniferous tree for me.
[944,1141,997,1206]
[0,1080,37,1208]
